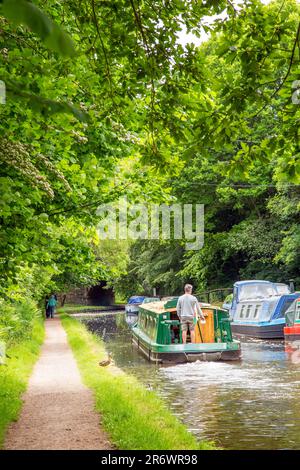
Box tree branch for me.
[252,21,300,119]
[129,0,157,153]
[90,0,114,98]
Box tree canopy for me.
[0,0,299,312]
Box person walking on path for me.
[4,317,111,450]
[47,294,57,319]
[45,295,50,319]
[176,284,205,344]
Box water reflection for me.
[125,313,138,328]
[81,312,300,450]
[285,341,300,365]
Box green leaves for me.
[5,80,88,121]
[1,0,300,304]
[2,0,76,56]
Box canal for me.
[81,311,300,450]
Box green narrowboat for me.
[131,298,241,363]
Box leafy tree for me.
[1,0,300,315]
[114,0,300,297]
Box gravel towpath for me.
[5,317,111,450]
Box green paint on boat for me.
[131,299,241,363]
[286,298,300,326]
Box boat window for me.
[245,305,252,318]
[149,316,153,336]
[275,284,290,295]
[260,299,278,322]
[233,286,238,300]
[152,318,157,339]
[284,299,299,325]
[296,303,300,321]
[253,305,260,319]
[240,305,245,318]
[239,283,277,300]
[150,317,155,339]
[143,297,160,304]
[272,298,295,320]
[281,299,296,316]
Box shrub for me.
[0,297,41,347]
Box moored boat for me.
[125,296,146,314]
[125,296,160,314]
[131,298,241,363]
[225,280,298,339]
[284,297,300,341]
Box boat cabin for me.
[225,280,299,338]
[125,295,146,314]
[228,280,297,323]
[132,297,241,362]
[137,298,233,345]
[284,298,300,341]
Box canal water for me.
[81,312,300,450]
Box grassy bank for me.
[0,318,44,448]
[61,313,216,450]
[59,304,117,313]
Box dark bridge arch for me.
[87,282,115,306]
[62,281,115,306]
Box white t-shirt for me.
[176,293,202,319]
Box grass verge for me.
[59,304,117,313]
[0,317,44,448]
[61,313,216,450]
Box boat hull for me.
[132,329,241,364]
[284,325,300,341]
[231,322,284,339]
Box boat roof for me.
[140,299,220,314]
[139,300,169,313]
[234,279,275,286]
[234,280,283,286]
[127,295,146,304]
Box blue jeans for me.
[48,306,55,318]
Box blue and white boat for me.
[125,296,160,315]
[224,280,299,339]
[125,296,146,314]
